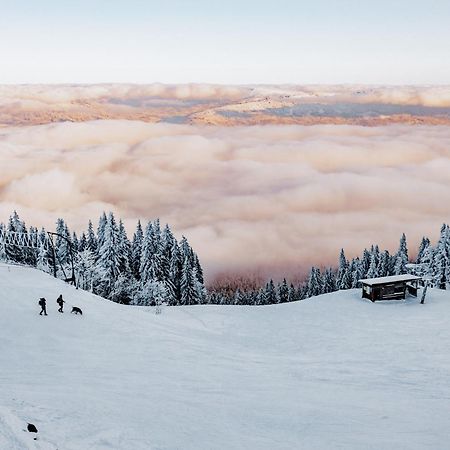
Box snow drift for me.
[0,263,449,449]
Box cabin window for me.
[382,284,404,296]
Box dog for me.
[71,306,83,315]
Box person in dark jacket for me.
[57,294,65,313]
[38,298,47,316]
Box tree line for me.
[208,225,450,305]
[0,211,206,306]
[2,211,450,307]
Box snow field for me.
[0,263,449,449]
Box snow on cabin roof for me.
[359,274,421,286]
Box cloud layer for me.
[1,121,450,281]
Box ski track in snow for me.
[0,263,450,449]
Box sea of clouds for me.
[1,120,450,280]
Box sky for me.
[0,0,449,84]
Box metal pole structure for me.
[47,231,76,286]
[47,233,58,278]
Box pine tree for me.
[323,268,337,293]
[131,220,144,280]
[361,248,371,277]
[340,267,352,290]
[96,212,108,253]
[117,219,131,275]
[180,256,198,305]
[72,232,79,254]
[265,279,277,304]
[307,267,322,297]
[416,237,430,264]
[288,283,297,303]
[78,232,87,252]
[366,253,378,278]
[169,241,182,305]
[337,249,349,289]
[194,254,204,285]
[55,218,71,266]
[6,211,26,263]
[0,223,6,261]
[36,228,50,273]
[377,251,389,277]
[433,225,449,289]
[278,278,289,303]
[351,257,363,288]
[418,240,434,282]
[75,249,98,292]
[87,220,98,254]
[394,233,409,275]
[140,221,156,284]
[96,212,121,298]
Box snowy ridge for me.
[1,263,450,449]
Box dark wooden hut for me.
[359,275,421,302]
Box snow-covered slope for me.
[0,263,449,450]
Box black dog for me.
[71,306,83,315]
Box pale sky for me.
[0,0,449,84]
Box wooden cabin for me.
[359,275,422,302]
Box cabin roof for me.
[359,274,421,286]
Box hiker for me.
[38,298,47,316]
[57,294,65,313]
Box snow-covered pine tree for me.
[193,265,207,304]
[361,248,371,278]
[169,240,182,305]
[278,278,289,303]
[78,232,87,252]
[36,228,50,273]
[264,279,277,304]
[416,237,433,278]
[96,212,121,298]
[416,237,431,264]
[233,289,242,305]
[131,220,143,280]
[6,211,26,263]
[366,253,379,279]
[288,283,297,302]
[0,223,6,261]
[394,233,409,275]
[140,221,156,285]
[72,232,79,254]
[323,267,337,293]
[194,254,205,286]
[55,218,71,267]
[24,226,38,266]
[96,212,108,253]
[87,220,98,254]
[75,249,98,292]
[180,256,199,305]
[432,224,449,289]
[377,250,389,277]
[117,219,131,275]
[340,266,352,290]
[351,257,363,288]
[307,267,322,297]
[336,249,349,289]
